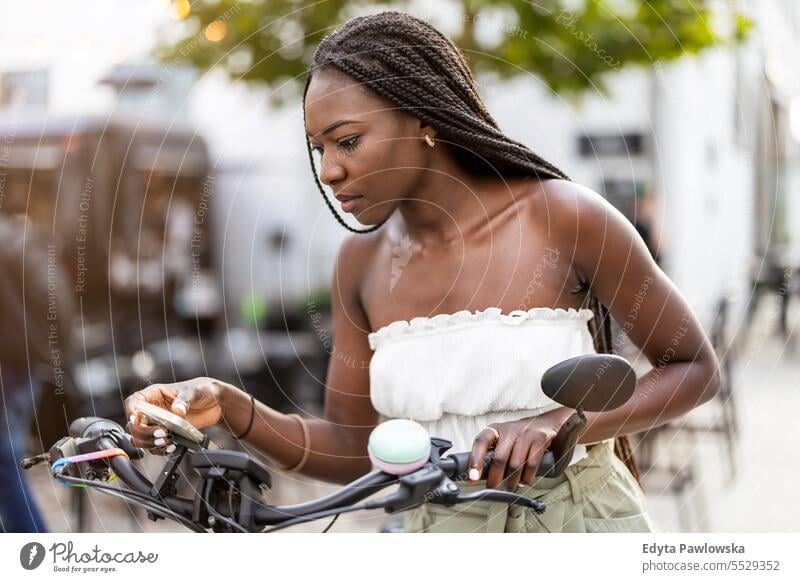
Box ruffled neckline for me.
[368,306,594,350]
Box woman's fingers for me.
[467,428,496,482]
[170,385,197,417]
[520,438,548,486]
[148,441,177,456]
[124,384,173,418]
[125,415,171,450]
[123,377,224,434]
[123,391,146,421]
[123,382,186,450]
[505,435,533,491]
[146,431,178,456]
[485,435,515,490]
[467,417,566,490]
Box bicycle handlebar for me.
[439,449,555,480]
[42,419,554,531]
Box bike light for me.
[367,419,430,475]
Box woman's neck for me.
[394,162,514,248]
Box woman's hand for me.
[467,407,573,491]
[123,377,228,455]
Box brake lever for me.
[436,489,546,514]
[20,451,51,470]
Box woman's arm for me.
[220,234,380,483]
[469,180,719,491]
[126,235,379,484]
[547,180,721,443]
[467,180,720,491]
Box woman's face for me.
[304,68,436,225]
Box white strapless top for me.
[368,307,599,466]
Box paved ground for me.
[642,294,800,532]
[24,296,799,533]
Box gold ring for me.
[481,426,500,442]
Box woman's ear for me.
[418,120,438,140]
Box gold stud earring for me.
[424,134,436,148]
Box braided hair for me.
[303,10,641,484]
[302,10,569,234]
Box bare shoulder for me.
[334,227,387,301]
[524,179,639,266]
[336,228,386,269]
[524,178,647,283]
[527,178,617,240]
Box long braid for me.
[587,291,644,490]
[303,10,569,233]
[302,75,383,234]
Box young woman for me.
[126,11,720,532]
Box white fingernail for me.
[129,414,136,425]
[174,401,187,413]
[153,429,166,439]
[154,437,166,446]
[468,468,480,481]
[166,444,176,453]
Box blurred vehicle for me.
[0,112,219,421]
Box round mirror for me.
[541,354,636,412]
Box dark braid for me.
[303,10,570,234]
[586,290,644,490]
[301,88,383,234]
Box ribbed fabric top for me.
[368,307,598,462]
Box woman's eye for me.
[339,136,359,151]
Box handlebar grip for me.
[443,412,588,480]
[440,451,488,479]
[69,417,145,459]
[443,449,555,480]
[69,417,124,438]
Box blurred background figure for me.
[0,215,74,532]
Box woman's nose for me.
[319,154,346,187]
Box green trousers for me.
[404,438,657,533]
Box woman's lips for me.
[342,196,361,212]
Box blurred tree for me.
[156,0,750,102]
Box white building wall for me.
[484,50,754,329]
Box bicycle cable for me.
[321,513,339,533]
[262,502,375,533]
[56,472,205,532]
[202,479,249,533]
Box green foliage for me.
[156,0,750,100]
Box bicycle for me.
[22,354,635,533]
